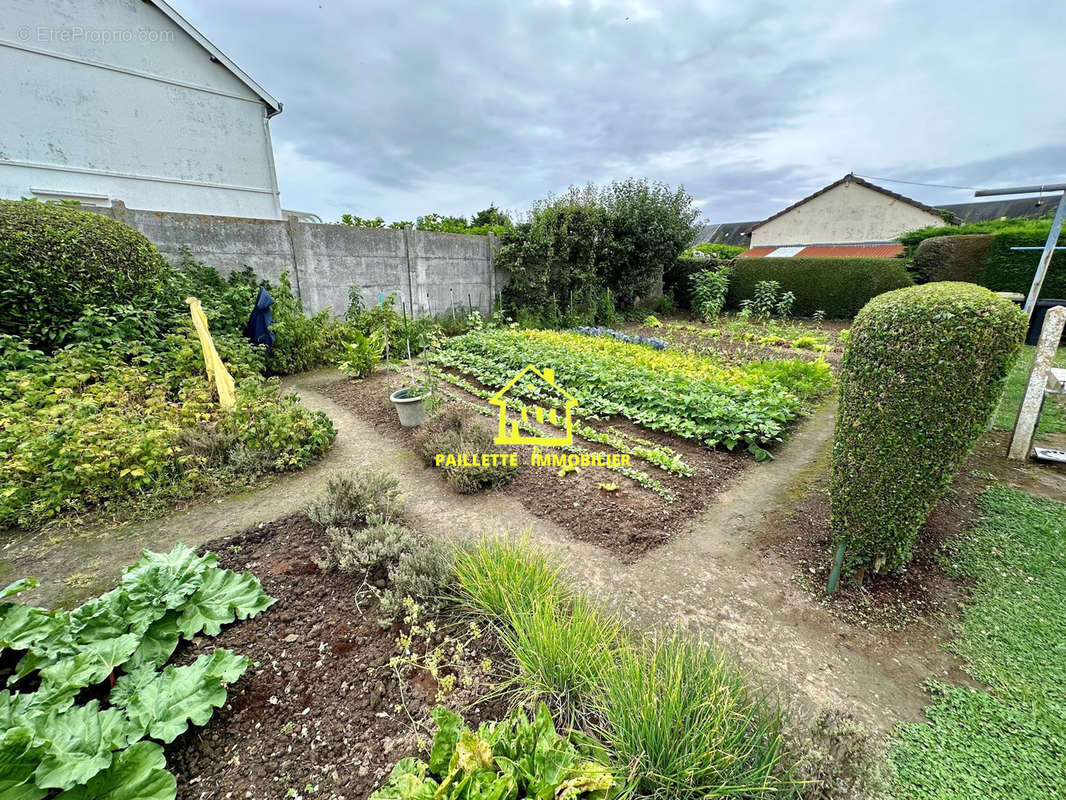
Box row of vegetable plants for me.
[419,364,693,477]
[419,372,676,499]
[425,330,833,458]
[0,545,273,799]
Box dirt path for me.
[1,369,960,733]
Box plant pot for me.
[389,387,430,427]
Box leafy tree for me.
[496,180,700,325]
[470,204,512,228]
[416,213,470,233]
[339,214,385,228]
[600,178,700,307]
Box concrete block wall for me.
[95,201,502,318]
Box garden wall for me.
[92,201,503,317]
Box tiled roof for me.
[738,243,904,259]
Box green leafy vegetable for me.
[371,704,614,800]
[0,545,271,799]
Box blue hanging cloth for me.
[245,286,276,350]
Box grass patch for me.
[891,486,1066,799]
[993,344,1066,435]
[453,538,791,799]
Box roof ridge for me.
[746,174,941,234]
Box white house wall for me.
[750,181,946,247]
[0,0,282,219]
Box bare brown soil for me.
[321,371,748,561]
[166,514,509,800]
[758,473,977,629]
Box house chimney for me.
[543,368,555,383]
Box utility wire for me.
[853,174,981,191]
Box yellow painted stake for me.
[186,297,235,409]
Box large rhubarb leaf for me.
[54,741,176,800]
[67,591,128,642]
[38,634,141,695]
[114,649,249,743]
[0,726,46,800]
[125,612,180,670]
[0,604,64,655]
[121,545,215,625]
[0,578,38,602]
[33,702,134,791]
[175,568,274,638]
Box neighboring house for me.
[746,174,948,249]
[490,366,577,447]
[939,194,1060,223]
[699,176,1060,257]
[0,0,283,219]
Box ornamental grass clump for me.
[829,282,1026,576]
[499,596,622,724]
[452,536,570,621]
[596,629,788,800]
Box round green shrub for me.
[829,282,1026,575]
[0,199,171,348]
[910,234,995,284]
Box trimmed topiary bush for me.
[729,258,913,318]
[829,282,1026,575]
[910,234,995,284]
[0,199,171,348]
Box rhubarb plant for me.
[0,544,273,799]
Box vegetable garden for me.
[3,192,1065,800]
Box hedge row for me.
[829,282,1026,575]
[910,234,995,283]
[727,257,914,318]
[902,216,1066,296]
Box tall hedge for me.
[829,282,1026,575]
[728,257,913,318]
[0,199,172,349]
[665,255,734,309]
[902,216,1066,296]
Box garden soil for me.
[321,370,747,560]
[166,514,509,800]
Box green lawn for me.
[891,486,1066,799]
[993,345,1066,435]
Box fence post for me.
[1008,305,1066,459]
[403,225,417,317]
[487,232,497,314]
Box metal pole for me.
[975,184,1066,196]
[1021,193,1066,318]
[826,542,846,595]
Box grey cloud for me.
[174,0,1066,224]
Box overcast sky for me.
[177,0,1066,225]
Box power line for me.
[853,173,980,191]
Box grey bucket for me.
[389,388,430,427]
